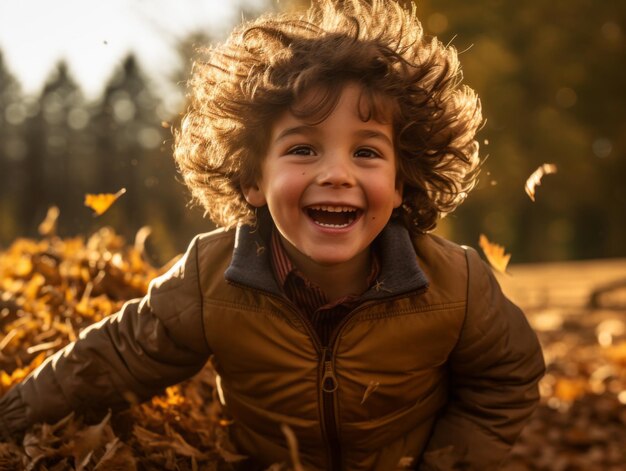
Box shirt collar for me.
[224,208,429,300]
[269,228,380,296]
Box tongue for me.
[308,209,351,225]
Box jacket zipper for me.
[225,281,340,467]
[317,287,429,470]
[226,279,427,470]
[320,346,341,470]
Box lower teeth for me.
[315,221,349,228]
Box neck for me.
[281,238,372,302]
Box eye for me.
[287,145,315,156]
[354,148,381,159]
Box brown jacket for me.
[0,221,544,470]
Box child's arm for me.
[420,247,545,470]
[0,236,210,439]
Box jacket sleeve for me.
[419,247,545,470]
[0,236,211,438]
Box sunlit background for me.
[0,0,624,265]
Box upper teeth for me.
[308,205,357,212]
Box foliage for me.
[411,0,626,262]
[0,226,245,470]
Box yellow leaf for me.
[553,377,586,402]
[38,206,60,236]
[604,341,626,365]
[84,188,126,216]
[478,234,511,274]
[525,163,557,202]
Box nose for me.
[316,153,356,188]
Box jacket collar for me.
[224,209,429,300]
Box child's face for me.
[244,83,402,270]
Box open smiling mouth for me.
[305,205,361,228]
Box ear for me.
[242,183,267,208]
[393,180,403,208]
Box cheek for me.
[265,172,306,208]
[368,176,402,208]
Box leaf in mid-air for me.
[525,163,557,202]
[478,234,511,274]
[84,188,126,216]
[360,380,380,405]
[38,206,60,236]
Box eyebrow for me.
[275,125,315,142]
[356,129,393,147]
[274,126,393,147]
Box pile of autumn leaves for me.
[3,228,625,471]
[0,227,246,470]
[5,229,626,471]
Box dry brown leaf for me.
[84,188,126,216]
[420,445,466,470]
[525,163,557,202]
[214,428,248,463]
[478,234,511,274]
[0,442,23,470]
[281,423,304,471]
[132,425,167,447]
[71,410,113,471]
[360,380,380,405]
[38,206,60,237]
[163,424,208,459]
[93,437,137,471]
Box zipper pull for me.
[321,349,338,393]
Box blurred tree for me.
[37,63,93,229]
[411,0,626,262]
[0,52,26,240]
[90,56,172,255]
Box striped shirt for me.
[270,229,380,346]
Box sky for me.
[0,0,267,109]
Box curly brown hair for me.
[174,0,482,234]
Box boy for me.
[0,0,545,469]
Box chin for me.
[308,253,357,266]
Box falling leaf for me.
[478,234,511,274]
[281,423,304,471]
[360,380,380,404]
[525,163,557,201]
[134,226,152,257]
[38,206,60,236]
[397,456,415,468]
[84,188,126,216]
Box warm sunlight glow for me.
[0,0,261,102]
